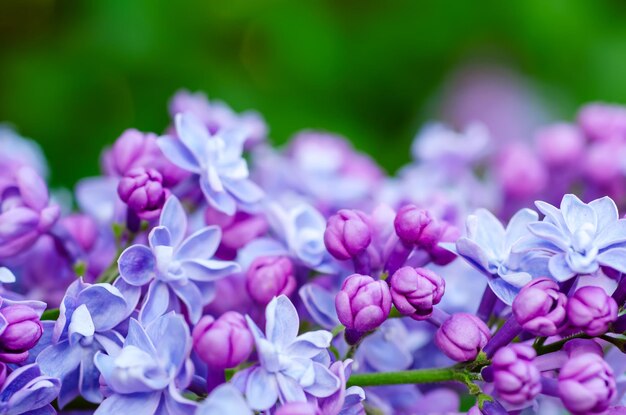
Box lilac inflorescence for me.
[0,92,624,414]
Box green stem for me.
[347,368,481,388]
[534,332,592,355]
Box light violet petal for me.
[159,196,187,247]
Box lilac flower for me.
[567,286,617,336]
[0,167,60,259]
[192,312,253,369]
[246,256,296,305]
[239,202,334,272]
[117,168,169,221]
[37,279,128,406]
[195,384,252,415]
[0,364,60,415]
[94,313,196,415]
[0,292,45,364]
[558,353,616,415]
[512,278,567,337]
[158,112,264,215]
[118,196,240,324]
[444,208,547,304]
[169,90,267,148]
[335,274,391,334]
[435,313,491,362]
[318,360,365,415]
[491,344,540,405]
[236,295,340,411]
[522,194,626,280]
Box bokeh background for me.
[2,0,626,188]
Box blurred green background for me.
[1,0,626,188]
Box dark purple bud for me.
[567,286,617,336]
[335,274,391,332]
[394,205,441,248]
[0,304,43,362]
[390,266,444,320]
[512,278,567,336]
[246,256,296,305]
[435,313,491,362]
[492,344,540,405]
[324,209,372,260]
[428,220,460,265]
[117,167,169,220]
[558,353,616,415]
[192,311,253,369]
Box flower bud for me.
[324,209,371,260]
[558,353,616,415]
[0,304,43,362]
[567,286,617,336]
[390,267,444,320]
[335,274,391,332]
[578,103,626,142]
[435,313,491,362]
[427,220,460,265]
[496,143,547,198]
[534,123,585,167]
[192,312,253,369]
[492,344,540,405]
[393,205,441,248]
[512,278,567,336]
[117,168,168,220]
[246,256,296,305]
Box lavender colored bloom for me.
[390,267,444,320]
[94,313,197,415]
[239,203,333,272]
[237,295,340,411]
[512,277,567,336]
[335,274,391,333]
[118,196,240,324]
[444,207,546,304]
[522,194,626,280]
[299,284,340,330]
[435,313,491,362]
[558,353,616,415]
[158,112,264,215]
[0,364,60,415]
[169,90,267,148]
[324,210,372,261]
[0,304,42,363]
[37,279,128,406]
[204,207,268,259]
[192,312,253,369]
[567,286,618,336]
[0,167,60,259]
[117,168,169,220]
[246,256,296,305]
[578,103,626,142]
[491,344,540,405]
[428,220,460,265]
[393,206,440,248]
[195,383,252,415]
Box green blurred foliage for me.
[1,0,626,188]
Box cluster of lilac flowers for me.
[0,93,625,415]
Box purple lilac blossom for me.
[0,167,60,259]
[158,112,264,215]
[236,295,340,411]
[0,363,60,415]
[93,313,196,415]
[444,207,547,304]
[117,196,239,324]
[512,277,567,336]
[566,286,618,336]
[521,194,626,280]
[37,279,128,406]
[335,274,391,333]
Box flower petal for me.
[595,219,626,249]
[176,227,221,260]
[287,331,333,358]
[180,259,239,282]
[79,348,102,403]
[159,196,188,248]
[157,135,201,173]
[175,112,210,159]
[487,279,520,306]
[504,208,538,249]
[145,312,190,373]
[118,245,156,286]
[303,362,341,398]
[169,280,204,324]
[94,391,161,415]
[548,253,576,281]
[589,196,619,234]
[597,247,626,273]
[36,341,82,380]
[265,295,299,350]
[221,178,264,204]
[245,367,278,411]
[77,284,128,331]
[196,384,252,415]
[139,281,171,326]
[276,373,307,403]
[560,194,597,234]
[298,284,340,330]
[200,175,236,216]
